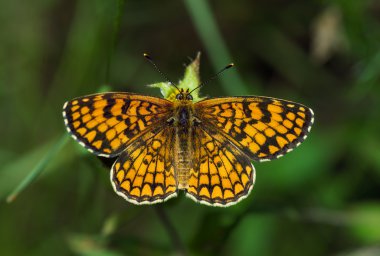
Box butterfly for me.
[63,54,314,207]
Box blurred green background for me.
[1,0,380,255]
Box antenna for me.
[189,63,234,94]
[143,53,180,92]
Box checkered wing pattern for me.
[111,126,177,204]
[195,96,314,162]
[63,93,172,157]
[186,126,255,206]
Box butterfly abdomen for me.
[175,131,192,189]
[173,104,194,189]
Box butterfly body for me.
[63,55,314,207]
[168,89,197,189]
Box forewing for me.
[195,96,314,161]
[186,126,255,207]
[63,92,172,157]
[111,126,177,204]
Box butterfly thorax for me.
[170,98,198,189]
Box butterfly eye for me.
[176,94,184,100]
[186,94,193,100]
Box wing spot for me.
[73,121,81,129]
[211,186,223,199]
[241,173,250,186]
[286,133,297,142]
[275,125,288,134]
[234,183,244,194]
[294,127,302,135]
[258,152,267,158]
[120,180,131,191]
[115,121,127,134]
[211,175,220,186]
[253,123,266,132]
[82,114,91,123]
[206,142,215,152]
[93,99,107,109]
[137,119,146,131]
[110,139,121,150]
[229,171,240,185]
[276,136,288,148]
[268,104,282,113]
[286,112,296,120]
[283,119,294,129]
[138,106,151,115]
[248,141,260,153]
[72,112,80,121]
[133,176,143,188]
[297,112,306,118]
[264,127,276,137]
[249,106,263,120]
[222,178,232,190]
[141,184,152,196]
[71,105,80,112]
[106,117,119,127]
[85,130,96,143]
[81,106,90,115]
[116,170,125,183]
[200,174,210,185]
[221,109,233,118]
[199,187,211,198]
[269,145,279,154]
[106,129,116,141]
[152,140,162,150]
[98,123,108,132]
[92,140,102,149]
[272,113,283,122]
[254,133,266,145]
[224,121,233,132]
[155,173,164,184]
[233,126,241,133]
[145,173,154,184]
[243,125,258,137]
[77,127,87,136]
[130,187,141,197]
[153,186,164,196]
[221,103,230,110]
[87,120,98,129]
[223,189,234,199]
[296,118,304,127]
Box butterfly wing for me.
[194,96,314,161]
[111,125,177,204]
[63,93,172,157]
[186,126,255,206]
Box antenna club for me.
[227,63,234,68]
[143,53,151,59]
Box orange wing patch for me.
[186,126,255,206]
[195,96,314,161]
[111,126,177,204]
[63,93,172,157]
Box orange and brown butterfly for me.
[63,53,314,207]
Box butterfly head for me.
[175,88,193,101]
